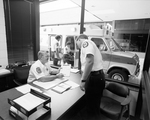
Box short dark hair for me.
[76,34,88,41]
[55,35,61,40]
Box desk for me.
[0,69,15,92]
[0,73,84,120]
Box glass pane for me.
[114,33,147,85]
[149,67,150,76]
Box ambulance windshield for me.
[105,38,123,51]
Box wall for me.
[0,0,8,69]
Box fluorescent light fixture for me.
[91,9,115,15]
[40,0,78,13]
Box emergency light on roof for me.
[89,25,101,29]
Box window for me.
[65,36,75,50]
[91,38,107,51]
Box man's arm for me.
[38,73,63,82]
[50,68,60,75]
[80,54,94,91]
[81,54,94,81]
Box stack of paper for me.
[10,106,48,120]
[50,80,80,94]
[16,84,42,94]
[51,83,71,94]
[60,65,71,77]
[0,69,10,75]
[14,93,45,111]
[70,68,80,73]
[33,78,68,90]
[63,80,80,89]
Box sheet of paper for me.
[33,78,68,89]
[70,68,80,73]
[51,82,72,94]
[0,69,10,75]
[51,86,66,94]
[10,106,48,120]
[60,65,71,77]
[16,84,42,94]
[14,93,45,111]
[64,80,80,89]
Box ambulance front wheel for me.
[108,69,129,82]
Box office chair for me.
[100,82,131,120]
[13,65,31,86]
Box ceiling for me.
[40,0,150,26]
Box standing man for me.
[27,50,64,83]
[51,35,61,66]
[76,34,105,120]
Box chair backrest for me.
[13,65,31,85]
[106,82,129,97]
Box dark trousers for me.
[51,51,55,61]
[84,70,105,120]
[51,51,60,66]
[53,58,60,66]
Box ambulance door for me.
[74,36,79,68]
[91,37,111,72]
[63,36,76,67]
[49,34,63,60]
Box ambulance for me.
[40,24,140,82]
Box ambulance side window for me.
[91,38,107,51]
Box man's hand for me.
[57,68,61,74]
[80,81,85,91]
[57,73,64,78]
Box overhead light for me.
[40,0,78,13]
[91,9,115,15]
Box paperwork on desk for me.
[64,80,80,89]
[60,64,71,77]
[70,68,80,73]
[0,69,10,75]
[14,93,45,111]
[51,82,71,94]
[10,106,48,120]
[44,80,80,95]
[33,78,68,90]
[16,84,42,94]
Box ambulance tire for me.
[108,69,128,82]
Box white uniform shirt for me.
[64,45,71,54]
[81,40,103,72]
[27,60,51,83]
[51,39,59,52]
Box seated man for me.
[27,50,64,83]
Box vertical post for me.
[78,0,85,70]
[135,28,150,119]
[80,0,85,34]
[32,0,40,60]
[143,29,150,71]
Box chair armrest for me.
[13,79,23,86]
[121,95,132,106]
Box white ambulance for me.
[40,24,140,82]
